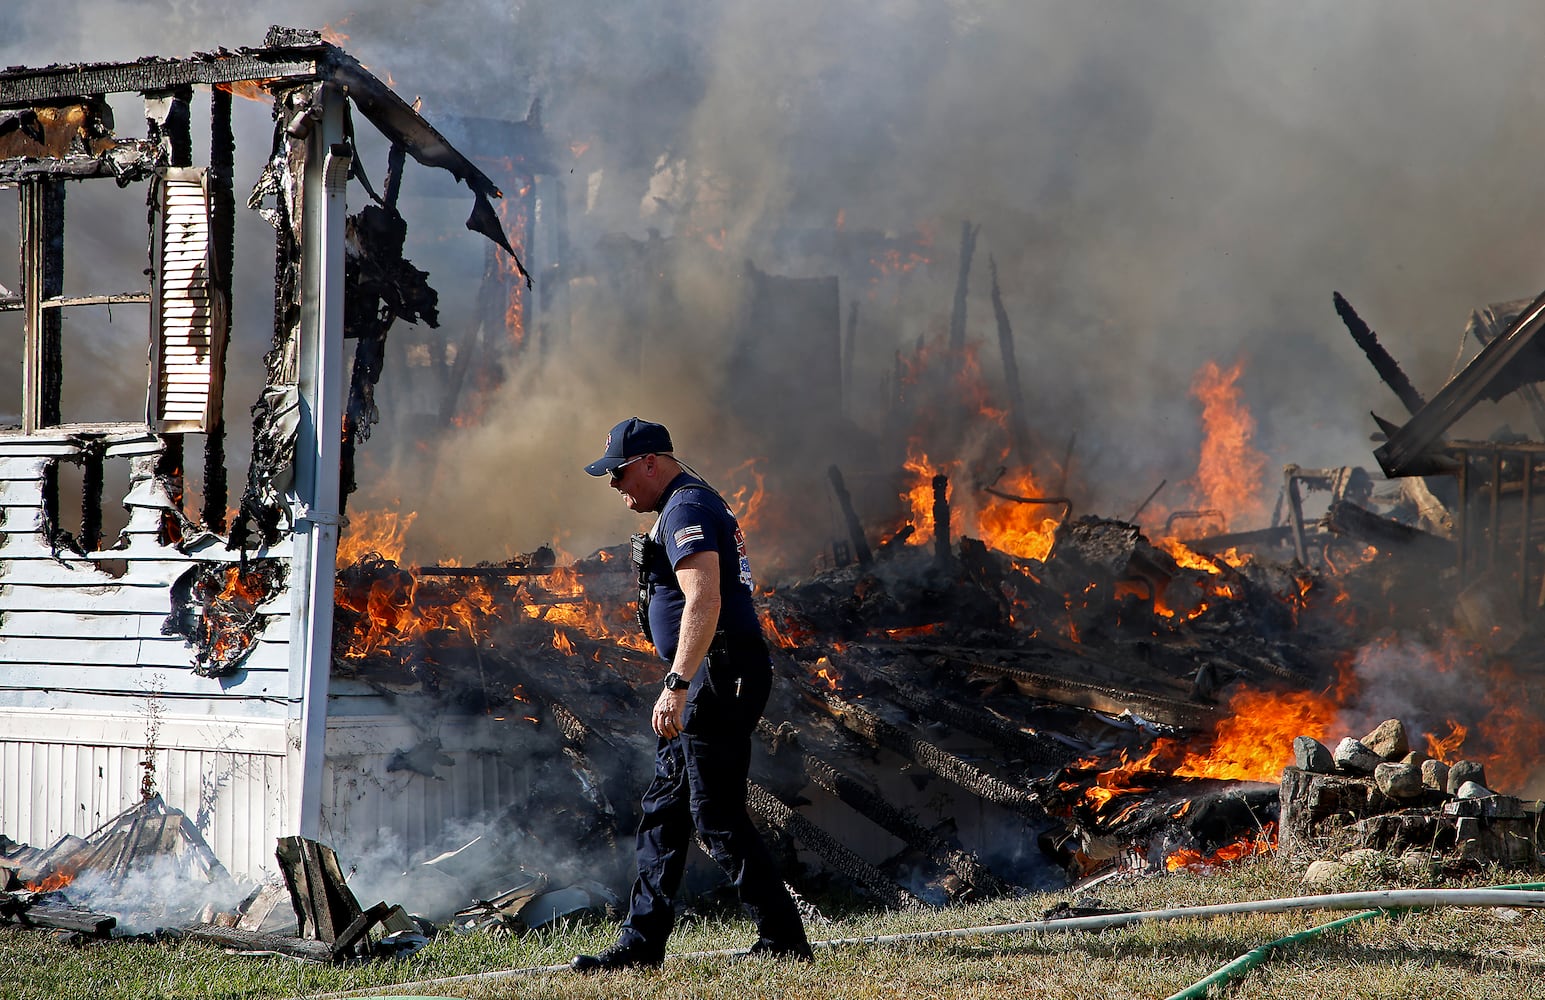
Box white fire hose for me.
[302,887,1545,999]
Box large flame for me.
[976,467,1062,563]
[1175,685,1338,781]
[1186,359,1268,528]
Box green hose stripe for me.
[1163,881,1545,1000]
[1162,910,1379,1000]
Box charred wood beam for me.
[1325,500,1456,562]
[1376,287,1545,477]
[0,52,323,110]
[1186,525,1292,554]
[202,85,235,532]
[177,923,336,962]
[0,292,152,312]
[275,836,364,945]
[0,141,161,184]
[770,733,1009,900]
[988,254,1032,465]
[918,647,1216,732]
[1130,479,1167,523]
[979,485,1072,523]
[745,782,921,910]
[144,86,193,167]
[933,473,951,567]
[812,690,1045,823]
[1333,291,1427,417]
[20,176,64,432]
[863,668,1065,767]
[0,892,116,937]
[80,440,103,551]
[1467,305,1545,439]
[827,465,873,567]
[947,220,979,353]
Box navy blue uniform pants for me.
[618,638,808,953]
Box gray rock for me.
[1303,860,1350,887]
[1373,761,1424,799]
[1401,750,1427,767]
[1455,780,1493,799]
[1447,760,1487,795]
[1339,848,1384,867]
[1420,758,1449,792]
[1399,849,1439,877]
[1333,737,1382,775]
[1361,719,1410,761]
[1293,736,1335,774]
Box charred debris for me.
[317,279,1545,932]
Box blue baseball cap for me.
[584,416,674,476]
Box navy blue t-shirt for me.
[643,473,761,663]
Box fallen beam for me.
[745,782,922,910]
[811,691,1046,823]
[791,745,1008,900]
[0,892,116,936]
[178,922,336,962]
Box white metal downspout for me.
[286,83,350,840]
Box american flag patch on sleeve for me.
[673,524,706,547]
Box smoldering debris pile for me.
[0,797,616,961]
[319,458,1545,916]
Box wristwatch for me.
[663,671,691,691]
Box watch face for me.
[666,672,688,690]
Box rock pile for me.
[1279,719,1541,867]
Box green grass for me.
[2,858,1543,1000]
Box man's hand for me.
[653,685,688,738]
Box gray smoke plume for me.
[7,2,1545,563]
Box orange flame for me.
[1186,359,1268,527]
[339,509,417,567]
[1166,823,1277,872]
[25,870,74,892]
[1175,686,1337,781]
[1424,720,1467,762]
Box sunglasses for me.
[609,455,649,481]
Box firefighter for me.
[572,416,812,971]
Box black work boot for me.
[570,939,665,973]
[745,936,814,962]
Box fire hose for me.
[305,886,1545,999]
[1160,881,1545,1000]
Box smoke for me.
[7,2,1545,563]
[64,855,249,937]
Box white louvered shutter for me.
[149,167,227,432]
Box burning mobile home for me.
[0,26,533,879]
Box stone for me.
[1399,849,1439,877]
[1333,737,1382,775]
[1373,761,1424,800]
[1420,758,1449,793]
[1340,848,1384,866]
[1293,736,1335,774]
[1455,780,1493,799]
[1361,719,1409,761]
[1447,760,1487,795]
[1401,750,1427,767]
[1303,860,1350,887]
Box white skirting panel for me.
[0,709,290,879]
[0,710,535,881]
[319,714,533,866]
